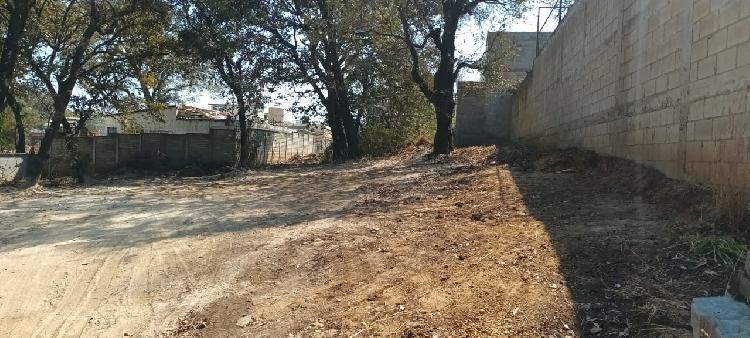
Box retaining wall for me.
[512,0,750,189]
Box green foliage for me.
[360,94,435,157]
[358,24,437,157]
[0,109,15,152]
[684,234,748,267]
[0,92,47,153]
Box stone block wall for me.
[512,0,750,189]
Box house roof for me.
[110,105,231,121]
[177,106,231,120]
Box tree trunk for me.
[341,112,359,159]
[325,103,348,162]
[27,100,67,186]
[10,96,25,153]
[0,0,33,114]
[27,125,58,186]
[431,52,457,155]
[237,103,250,168]
[335,94,360,160]
[433,99,454,155]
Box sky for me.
[186,1,564,119]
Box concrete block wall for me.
[0,154,29,183]
[8,128,330,179]
[252,130,329,165]
[456,82,514,147]
[45,129,238,177]
[512,0,750,189]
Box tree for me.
[262,0,373,161]
[121,6,201,110]
[0,0,35,153]
[355,22,436,156]
[23,0,169,184]
[383,0,525,155]
[177,0,269,168]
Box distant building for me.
[267,107,284,124]
[486,31,553,74]
[93,105,234,136]
[209,103,264,117]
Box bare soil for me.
[0,147,734,337]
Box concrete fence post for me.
[284,134,288,161]
[114,135,120,165]
[92,137,97,172]
[209,129,215,164]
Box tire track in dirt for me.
[56,247,131,337]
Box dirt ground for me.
[0,147,735,337]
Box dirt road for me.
[0,148,732,337]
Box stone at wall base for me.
[691,297,750,338]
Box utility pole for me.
[558,0,563,23]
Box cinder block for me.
[702,140,721,161]
[658,143,678,161]
[687,142,704,162]
[726,91,747,116]
[654,126,668,143]
[656,75,669,93]
[705,97,723,119]
[698,55,718,79]
[720,139,745,162]
[717,47,738,73]
[691,99,706,120]
[694,119,714,140]
[719,1,742,29]
[709,28,729,55]
[700,13,720,39]
[688,121,697,140]
[693,0,711,21]
[666,124,681,143]
[737,41,750,67]
[662,53,677,73]
[713,116,733,140]
[691,297,750,338]
[727,17,750,47]
[740,164,750,188]
[669,70,682,89]
[736,113,750,138]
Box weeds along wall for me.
[512,0,750,189]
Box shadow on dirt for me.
[503,147,735,337]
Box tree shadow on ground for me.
[505,150,731,337]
